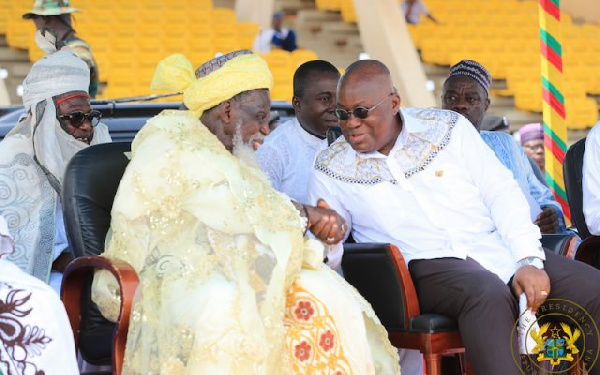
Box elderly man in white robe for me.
[0,30,111,293]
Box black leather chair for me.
[342,243,468,375]
[342,235,579,375]
[564,137,591,240]
[563,137,600,269]
[60,142,138,375]
[540,233,579,259]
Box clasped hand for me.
[305,199,346,245]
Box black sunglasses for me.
[335,92,395,121]
[58,110,102,128]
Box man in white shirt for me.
[583,122,600,235]
[253,11,298,53]
[309,60,600,375]
[257,60,340,204]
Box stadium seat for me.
[61,142,138,375]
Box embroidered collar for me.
[314,107,459,185]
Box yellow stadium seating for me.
[0,0,10,35]
[291,49,319,67]
[211,8,236,25]
[315,0,341,12]
[237,22,260,50]
[340,0,357,23]
[1,0,317,102]
[565,98,599,129]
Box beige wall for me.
[352,0,435,107]
[563,0,600,25]
[235,0,275,30]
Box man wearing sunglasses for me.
[0,31,111,294]
[308,59,600,375]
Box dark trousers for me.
[409,250,600,375]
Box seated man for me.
[257,59,340,204]
[0,216,79,375]
[91,51,399,374]
[583,121,600,235]
[441,60,565,233]
[0,30,111,293]
[253,12,297,53]
[309,59,600,375]
[517,123,546,173]
[258,58,422,375]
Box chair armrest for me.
[575,236,600,269]
[61,256,139,375]
[385,244,421,322]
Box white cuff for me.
[516,256,544,270]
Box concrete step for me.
[4,61,31,78]
[0,47,29,62]
[213,0,235,9]
[296,8,342,33]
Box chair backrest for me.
[341,243,410,331]
[540,233,578,259]
[61,142,131,365]
[63,142,131,257]
[564,137,591,239]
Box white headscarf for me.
[0,30,111,281]
[7,30,111,190]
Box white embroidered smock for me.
[309,107,544,283]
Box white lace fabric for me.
[92,110,400,374]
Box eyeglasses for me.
[335,92,395,121]
[58,110,102,128]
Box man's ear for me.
[219,100,233,123]
[391,92,402,113]
[484,97,491,112]
[292,95,301,111]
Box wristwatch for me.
[517,257,544,270]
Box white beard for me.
[232,121,262,170]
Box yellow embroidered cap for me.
[151,51,273,117]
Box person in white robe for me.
[0,30,111,293]
[0,215,79,375]
[91,51,400,374]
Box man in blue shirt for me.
[441,60,565,233]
